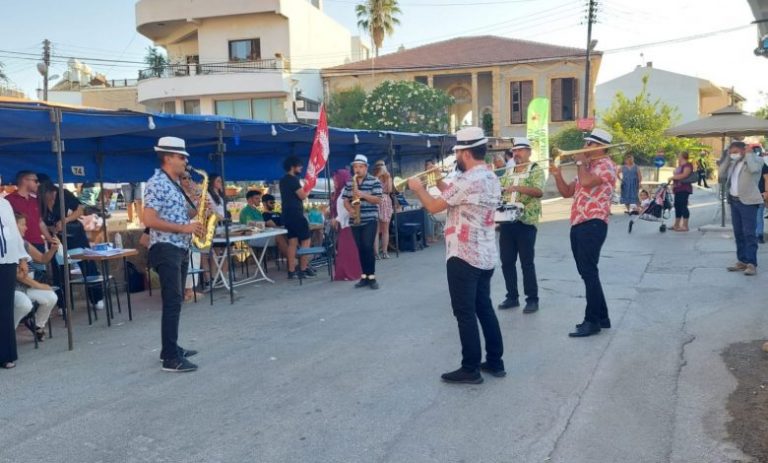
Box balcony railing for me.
[138,59,284,80]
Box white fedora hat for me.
[584,128,613,146]
[154,136,190,157]
[511,137,532,150]
[452,127,488,151]
[351,154,369,165]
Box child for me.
[14,213,59,341]
[639,189,652,211]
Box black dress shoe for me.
[576,318,611,329]
[497,298,520,310]
[479,362,506,378]
[441,367,483,384]
[569,321,601,338]
[368,280,380,290]
[354,279,369,288]
[522,301,539,313]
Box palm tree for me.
[356,0,402,57]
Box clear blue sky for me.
[2,0,766,110]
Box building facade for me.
[595,63,745,153]
[135,0,368,122]
[322,36,602,137]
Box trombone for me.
[393,166,448,191]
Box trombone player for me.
[497,137,543,313]
[549,128,617,338]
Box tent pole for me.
[216,121,234,304]
[51,108,74,351]
[97,148,109,244]
[324,148,333,280]
[389,134,399,258]
[721,134,726,228]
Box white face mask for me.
[730,153,742,161]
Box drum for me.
[494,203,524,223]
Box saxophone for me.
[188,166,218,250]
[351,175,361,225]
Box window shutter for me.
[510,81,520,124]
[571,78,578,119]
[551,79,563,121]
[521,81,533,122]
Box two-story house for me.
[135,0,368,122]
[321,36,602,137]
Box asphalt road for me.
[1,186,764,463]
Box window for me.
[215,99,251,119]
[215,98,286,121]
[252,98,285,122]
[415,76,428,85]
[161,101,176,114]
[551,77,577,122]
[229,39,261,62]
[183,100,200,115]
[509,80,533,124]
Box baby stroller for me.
[628,182,673,233]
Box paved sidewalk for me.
[1,188,764,463]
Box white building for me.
[595,63,743,124]
[135,0,369,122]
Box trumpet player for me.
[498,137,543,314]
[408,127,504,384]
[144,137,204,373]
[343,155,383,289]
[549,128,617,338]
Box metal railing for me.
[138,59,284,80]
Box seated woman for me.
[14,213,59,341]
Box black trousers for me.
[697,172,709,188]
[0,263,18,364]
[446,257,503,371]
[674,191,691,219]
[570,219,609,324]
[149,243,189,361]
[499,221,538,303]
[351,220,377,277]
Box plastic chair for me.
[296,226,335,285]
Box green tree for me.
[327,86,367,129]
[599,75,683,163]
[360,80,452,133]
[755,105,768,120]
[143,46,168,78]
[550,125,585,153]
[356,0,402,57]
[0,62,7,82]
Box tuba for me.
[188,166,218,250]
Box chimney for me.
[646,61,653,68]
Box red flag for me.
[303,105,330,193]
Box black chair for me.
[398,222,423,252]
[19,288,57,349]
[297,226,335,285]
[55,249,120,326]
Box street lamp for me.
[36,63,58,101]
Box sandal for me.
[1,362,15,369]
[35,327,45,342]
[382,253,390,259]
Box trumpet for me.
[393,167,446,191]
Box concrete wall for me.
[82,87,146,112]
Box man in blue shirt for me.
[143,136,204,373]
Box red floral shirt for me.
[570,157,617,226]
[441,165,501,270]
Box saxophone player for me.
[144,137,204,373]
[343,155,383,289]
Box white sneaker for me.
[95,300,105,310]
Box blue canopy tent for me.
[0,99,453,348]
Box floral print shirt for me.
[499,163,544,226]
[570,157,617,226]
[441,164,501,270]
[144,169,191,250]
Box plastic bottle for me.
[114,232,123,249]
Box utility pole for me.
[583,0,597,119]
[40,39,51,101]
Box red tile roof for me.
[324,35,597,74]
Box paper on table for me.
[82,248,124,257]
